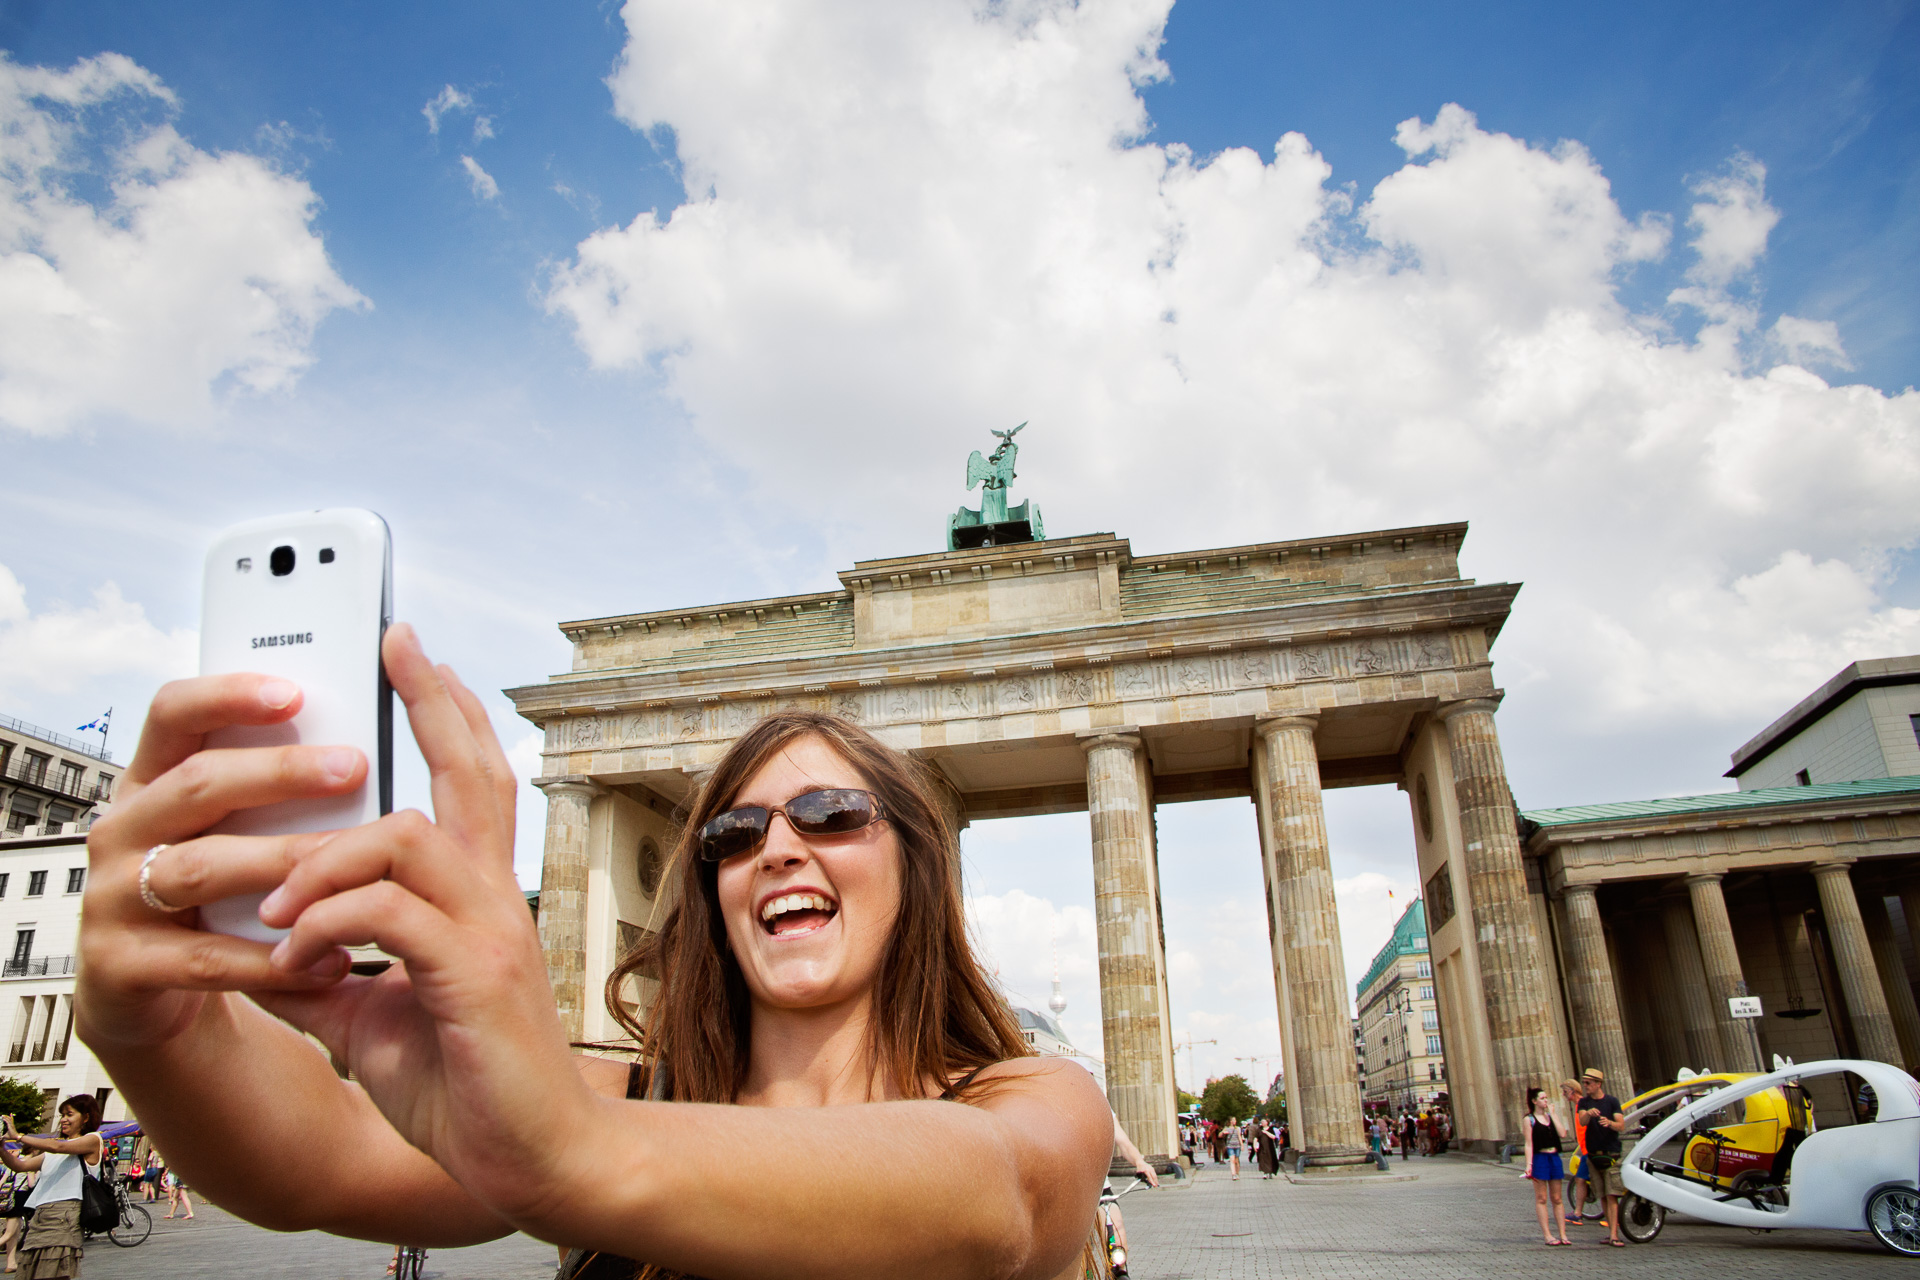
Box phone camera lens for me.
[270,545,296,576]
[235,557,252,573]
[318,547,335,564]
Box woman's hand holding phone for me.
[81,623,593,1229]
[76,676,371,1053]
[243,624,595,1225]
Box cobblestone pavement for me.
[1124,1154,1909,1279]
[79,1155,1912,1278]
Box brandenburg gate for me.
[507,449,1569,1162]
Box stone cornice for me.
[507,580,1518,720]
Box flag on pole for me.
[76,714,108,733]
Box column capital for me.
[1076,728,1142,755]
[1812,858,1858,879]
[1683,871,1725,887]
[1434,694,1505,722]
[1559,882,1600,902]
[1253,711,1319,740]
[533,775,605,800]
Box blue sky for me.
[2,0,1916,1086]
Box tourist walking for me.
[1224,1118,1244,1180]
[1523,1087,1571,1245]
[1401,1112,1416,1161]
[163,1165,194,1220]
[0,1165,34,1272]
[0,1095,103,1280]
[1575,1069,1627,1247]
[1255,1119,1278,1179]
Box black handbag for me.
[78,1167,115,1234]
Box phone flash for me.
[236,557,253,572]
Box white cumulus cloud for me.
[549,0,1920,769]
[0,563,196,704]
[0,52,367,435]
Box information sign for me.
[1729,996,1763,1019]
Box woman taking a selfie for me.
[73,625,1113,1280]
[0,1095,103,1279]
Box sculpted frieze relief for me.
[549,630,1464,748]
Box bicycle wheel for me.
[110,1203,153,1247]
[1618,1194,1665,1243]
[1867,1186,1920,1256]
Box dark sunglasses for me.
[696,787,888,861]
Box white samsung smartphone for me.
[198,509,393,942]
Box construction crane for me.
[1234,1054,1285,1099]
[1173,1034,1216,1097]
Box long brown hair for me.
[606,710,1030,1103]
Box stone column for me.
[1858,888,1920,1071]
[1252,714,1368,1160]
[1661,896,1727,1072]
[1557,885,1633,1094]
[1079,731,1178,1162]
[535,776,603,1043]
[1811,860,1904,1066]
[1685,874,1761,1072]
[1435,700,1562,1143]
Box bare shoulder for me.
[576,1054,637,1099]
[962,1057,1110,1120]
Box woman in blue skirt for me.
[1523,1086,1571,1245]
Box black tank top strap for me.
[938,1065,990,1101]
[626,1059,645,1100]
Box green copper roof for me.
[1355,899,1427,1002]
[1521,773,1920,829]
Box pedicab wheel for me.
[110,1203,153,1247]
[1618,1194,1665,1243]
[1867,1186,1920,1256]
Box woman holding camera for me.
[72,625,1113,1280]
[0,1095,103,1279]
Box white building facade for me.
[0,831,124,1122]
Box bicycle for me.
[81,1169,154,1247]
[1098,1173,1154,1278]
[391,1243,428,1280]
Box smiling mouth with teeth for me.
[759,892,840,937]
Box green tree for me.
[1200,1074,1258,1125]
[0,1079,45,1134]
[1177,1089,1199,1112]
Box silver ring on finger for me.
[139,845,186,915]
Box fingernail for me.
[259,886,286,919]
[260,680,298,710]
[305,950,347,979]
[321,748,358,781]
[269,939,292,969]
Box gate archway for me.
[507,522,1569,1158]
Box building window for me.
[46,805,74,831]
[25,871,46,898]
[64,868,84,894]
[0,874,9,897]
[1795,768,1811,786]
[1426,1035,1442,1055]
[1416,959,1431,979]
[56,761,83,796]
[5,806,33,834]
[1419,985,1434,1001]
[6,998,29,1064]
[92,773,114,802]
[8,930,31,971]
[1422,1010,1439,1030]
[20,752,48,785]
[1428,1063,1439,1080]
[1912,714,1920,749]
